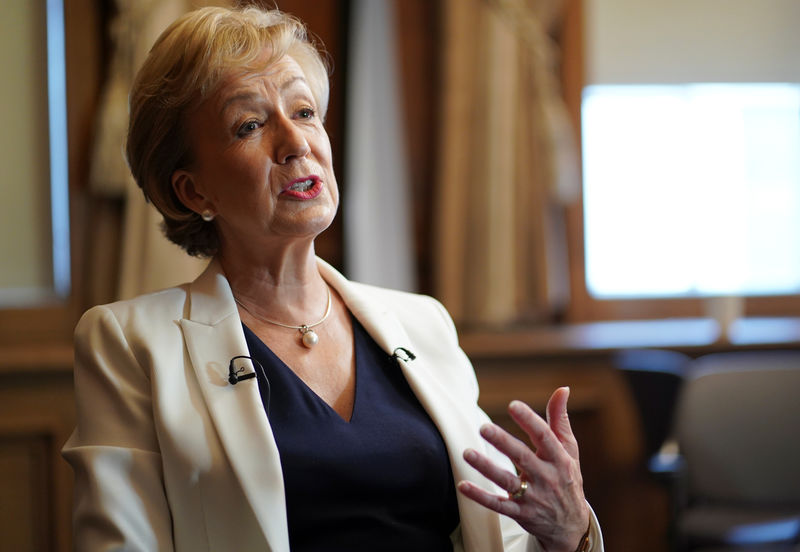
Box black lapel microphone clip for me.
[228,355,258,384]
[392,347,416,362]
[227,355,272,415]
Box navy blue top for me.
[243,319,460,551]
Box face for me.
[174,54,338,252]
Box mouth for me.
[280,175,323,199]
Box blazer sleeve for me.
[430,300,604,552]
[62,306,175,551]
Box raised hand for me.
[457,387,590,552]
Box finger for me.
[508,400,567,463]
[479,422,550,477]
[456,480,523,518]
[546,387,580,460]
[463,448,521,495]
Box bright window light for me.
[582,83,800,298]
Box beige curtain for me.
[89,0,222,300]
[434,0,579,327]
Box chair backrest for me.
[675,351,800,505]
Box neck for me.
[219,241,328,323]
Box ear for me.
[171,170,214,216]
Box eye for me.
[237,119,261,137]
[297,107,316,120]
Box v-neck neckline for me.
[242,321,359,424]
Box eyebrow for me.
[279,75,307,92]
[219,75,310,115]
[220,92,261,115]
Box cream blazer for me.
[63,258,602,551]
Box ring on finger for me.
[509,478,528,501]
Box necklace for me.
[234,286,332,349]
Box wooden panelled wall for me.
[0,354,75,551]
[0,0,676,550]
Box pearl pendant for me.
[301,329,319,348]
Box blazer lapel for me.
[318,260,505,552]
[180,260,290,552]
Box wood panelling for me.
[0,357,75,552]
[0,435,51,551]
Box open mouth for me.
[287,178,315,192]
[280,175,323,199]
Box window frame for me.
[559,0,800,323]
[0,0,102,347]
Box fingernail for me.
[480,424,495,438]
[509,401,524,415]
[464,449,477,462]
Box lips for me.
[280,175,323,199]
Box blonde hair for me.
[126,6,330,257]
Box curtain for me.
[343,0,416,292]
[434,0,579,327]
[89,0,216,300]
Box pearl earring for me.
[201,210,215,222]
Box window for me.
[582,83,800,299]
[0,0,69,307]
[566,0,800,321]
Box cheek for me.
[320,146,338,198]
[312,128,334,167]
[193,159,265,211]
[211,149,269,182]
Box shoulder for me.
[350,280,445,310]
[350,281,456,330]
[317,257,455,333]
[74,285,194,384]
[348,282,480,399]
[76,284,191,337]
[347,281,465,357]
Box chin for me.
[274,208,337,240]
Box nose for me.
[272,114,310,165]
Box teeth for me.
[289,179,314,192]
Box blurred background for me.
[2,0,800,549]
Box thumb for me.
[546,387,579,459]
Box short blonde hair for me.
[126,6,330,257]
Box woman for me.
[63,6,602,551]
